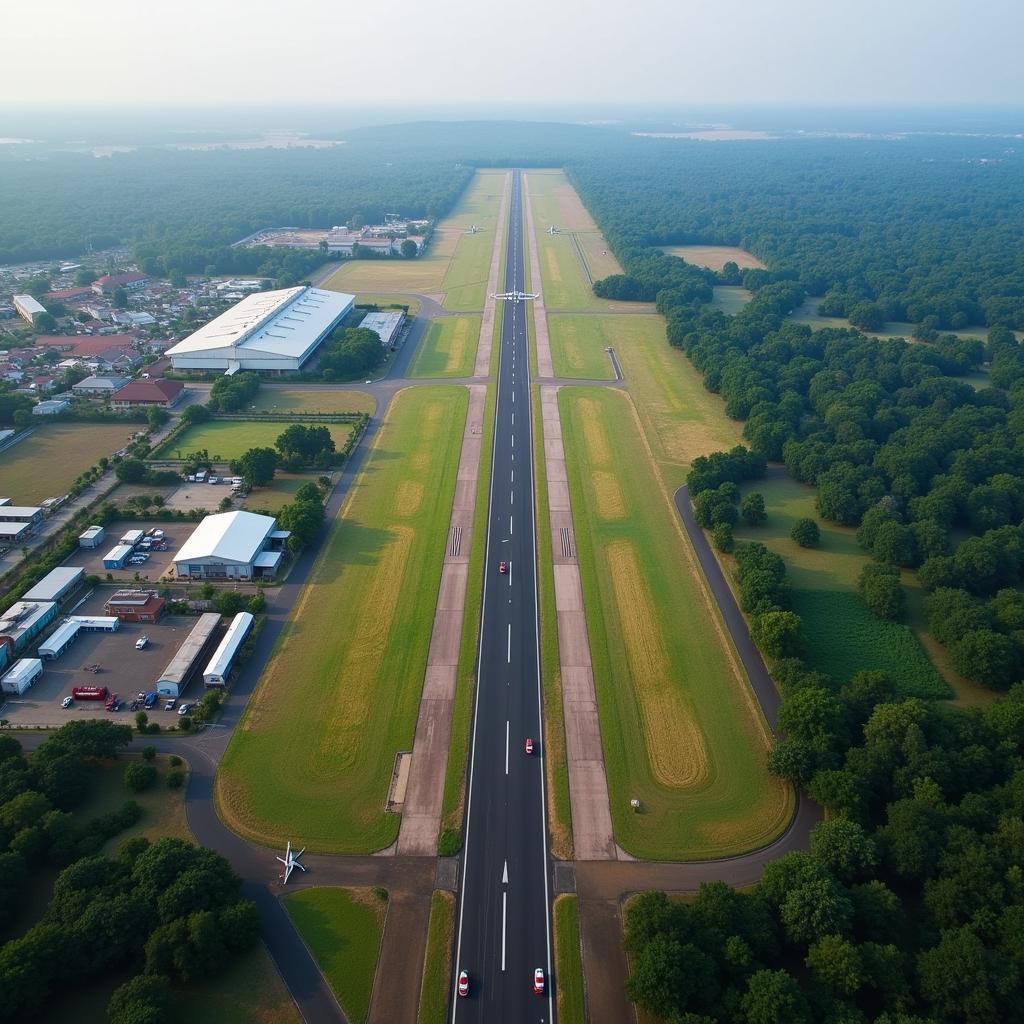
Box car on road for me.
[178,703,192,716]
[62,695,73,709]
[458,970,470,997]
[135,635,149,650]
[525,737,534,755]
[498,561,507,574]
[164,699,176,711]
[533,967,545,995]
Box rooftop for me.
[174,511,277,566]
[111,378,183,403]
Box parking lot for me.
[162,480,240,513]
[68,519,181,583]
[0,589,210,728]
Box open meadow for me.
[321,170,506,309]
[216,385,468,852]
[0,422,136,504]
[664,244,766,271]
[242,471,327,514]
[547,314,618,380]
[560,386,793,859]
[409,315,482,378]
[732,474,954,700]
[250,388,375,415]
[282,888,386,1024]
[159,419,355,461]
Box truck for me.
[72,685,108,700]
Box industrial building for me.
[359,310,405,348]
[91,272,148,295]
[2,658,42,695]
[121,529,145,547]
[38,614,119,661]
[13,294,46,325]
[156,613,222,697]
[103,543,134,569]
[0,505,44,528]
[79,525,106,548]
[104,590,165,622]
[202,611,254,687]
[173,511,287,580]
[0,601,57,654]
[165,286,355,374]
[23,566,84,604]
[0,522,32,547]
[32,399,70,416]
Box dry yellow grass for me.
[395,480,424,517]
[579,397,612,462]
[591,470,626,520]
[663,245,766,271]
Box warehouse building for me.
[166,285,355,374]
[103,543,134,569]
[79,525,106,549]
[156,613,221,697]
[23,566,85,604]
[0,505,44,528]
[13,294,45,325]
[202,611,254,687]
[38,620,81,660]
[0,522,32,547]
[359,310,405,348]
[2,658,42,695]
[104,590,165,622]
[173,511,287,580]
[0,601,57,654]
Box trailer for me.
[120,529,145,548]
[103,543,134,569]
[2,658,42,695]
[79,525,106,549]
[72,684,108,700]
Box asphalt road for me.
[452,171,555,1022]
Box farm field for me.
[417,891,455,1024]
[282,888,386,1024]
[321,170,505,307]
[732,473,953,700]
[159,419,355,461]
[217,385,468,852]
[664,244,766,271]
[554,895,585,1024]
[711,285,753,315]
[409,315,482,378]
[250,388,374,415]
[526,169,651,311]
[547,314,617,380]
[0,422,136,504]
[560,386,792,859]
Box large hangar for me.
[166,285,355,374]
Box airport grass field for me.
[242,472,326,514]
[417,891,455,1024]
[282,888,386,1024]
[559,387,792,859]
[0,421,136,504]
[250,388,375,415]
[409,315,482,378]
[547,314,617,380]
[217,386,468,852]
[732,474,954,700]
[159,419,355,461]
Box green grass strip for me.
[417,890,455,1024]
[554,895,585,1024]
[409,316,483,379]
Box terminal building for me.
[166,286,355,374]
[173,511,288,580]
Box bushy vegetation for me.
[319,325,386,381]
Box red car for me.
[525,737,534,755]
[458,970,470,998]
[498,561,508,574]
[533,967,545,995]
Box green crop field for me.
[560,387,792,859]
[417,891,455,1024]
[410,315,482,378]
[554,896,585,1024]
[283,888,386,1024]
[250,388,375,415]
[216,386,468,852]
[159,420,355,461]
[732,474,952,699]
[548,314,617,380]
[0,422,136,504]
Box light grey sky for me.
[4,0,1021,107]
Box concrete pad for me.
[565,701,604,762]
[562,665,596,702]
[422,664,457,701]
[436,563,469,612]
[553,563,584,611]
[548,479,571,512]
[557,611,594,667]
[570,761,618,861]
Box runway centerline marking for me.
[505,720,510,775]
[501,891,507,971]
[507,623,511,663]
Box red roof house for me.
[110,378,184,408]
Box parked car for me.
[135,635,149,650]
[178,703,192,716]
[61,695,73,709]
[164,699,176,711]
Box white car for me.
[178,703,192,716]
[164,699,177,711]
[62,696,73,709]
[135,636,149,650]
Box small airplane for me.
[277,841,306,884]
[492,290,539,303]
[548,225,557,235]
[467,224,480,234]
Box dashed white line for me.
[501,890,507,971]
[507,623,511,663]
[505,719,510,775]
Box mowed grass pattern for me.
[409,315,482,378]
[561,388,792,859]
[0,422,136,503]
[217,386,469,851]
[250,388,375,415]
[282,888,385,1024]
[732,474,951,699]
[160,420,354,461]
[548,314,617,380]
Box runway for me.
[451,170,555,1022]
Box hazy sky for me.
[4,0,1022,107]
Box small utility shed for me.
[23,566,85,604]
[103,544,134,569]
[79,525,106,548]
[1,658,42,695]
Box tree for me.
[230,446,279,488]
[112,286,129,308]
[274,424,335,466]
[124,762,157,793]
[806,934,864,995]
[790,518,820,548]
[116,459,148,484]
[141,745,156,762]
[181,403,211,425]
[147,406,169,430]
[213,590,248,616]
[950,629,1020,689]
[751,610,803,659]
[740,969,811,1024]
[712,522,735,552]
[781,876,854,944]
[34,310,58,332]
[108,974,171,1024]
[858,563,905,621]
[810,818,878,882]
[741,492,768,526]
[400,238,418,258]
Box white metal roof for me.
[174,511,277,566]
[23,566,84,602]
[359,311,405,344]
[0,506,42,517]
[104,543,134,561]
[158,613,222,687]
[203,612,254,681]
[39,620,80,654]
[2,657,42,684]
[253,550,283,569]
[166,286,355,363]
[13,295,45,316]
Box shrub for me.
[124,762,157,792]
[166,769,185,790]
[141,745,156,762]
[791,518,820,548]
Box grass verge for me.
[417,891,455,1024]
[250,389,375,415]
[282,887,386,1024]
[409,315,483,378]
[560,387,792,859]
[217,386,469,852]
[158,420,354,461]
[554,895,585,1024]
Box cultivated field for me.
[560,387,792,859]
[732,474,955,700]
[159,420,355,461]
[664,244,766,271]
[217,386,468,852]
[282,888,386,1024]
[409,315,482,378]
[0,422,136,504]
[250,388,375,415]
[321,170,506,309]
